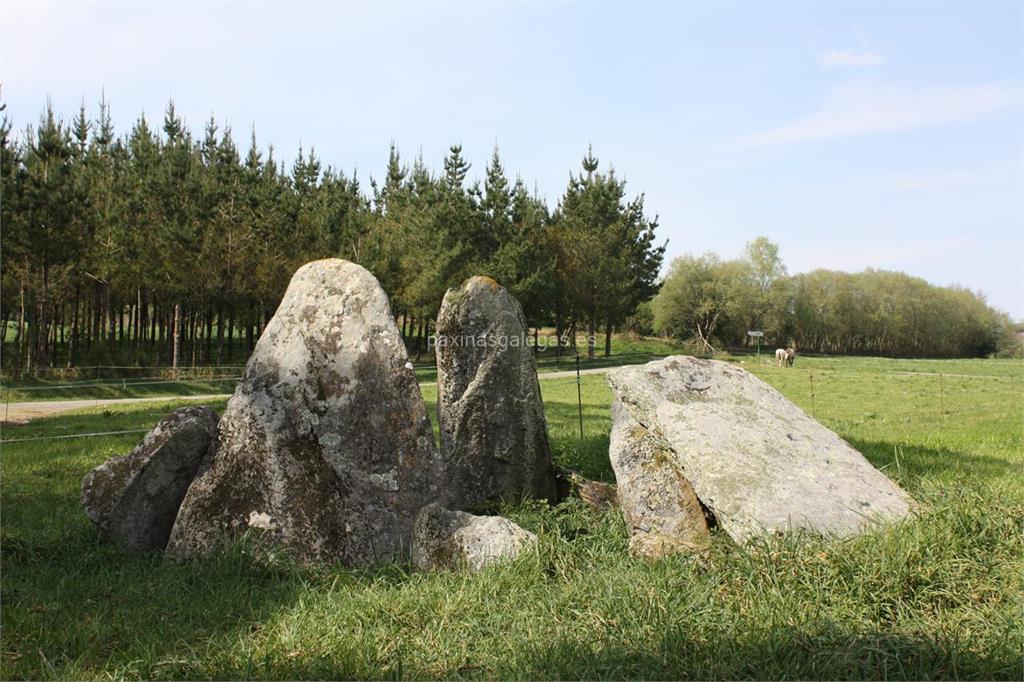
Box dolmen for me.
[80,260,915,569]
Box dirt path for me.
[2,394,234,425]
[1,366,616,425]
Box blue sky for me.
[2,1,1022,317]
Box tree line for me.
[0,97,663,373]
[649,238,1016,358]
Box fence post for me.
[939,373,946,422]
[809,372,817,419]
[576,354,584,440]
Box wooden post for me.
[576,354,584,440]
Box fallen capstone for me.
[609,399,710,558]
[434,276,558,508]
[607,356,914,547]
[411,503,536,572]
[81,406,218,552]
[167,259,441,565]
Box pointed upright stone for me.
[435,276,558,509]
[167,259,440,565]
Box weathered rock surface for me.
[167,259,440,565]
[434,276,558,508]
[411,503,536,571]
[608,356,914,548]
[565,470,619,512]
[609,398,710,557]
[81,406,218,552]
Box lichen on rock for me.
[607,355,914,550]
[434,276,558,509]
[411,503,536,572]
[80,406,219,552]
[166,259,441,565]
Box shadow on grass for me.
[848,437,1018,485]
[517,625,1023,680]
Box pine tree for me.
[552,148,664,358]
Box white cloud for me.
[820,48,886,68]
[738,80,1022,147]
[820,27,886,68]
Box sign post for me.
[747,330,764,359]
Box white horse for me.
[776,348,795,367]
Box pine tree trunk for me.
[226,307,235,362]
[587,318,596,360]
[106,285,115,344]
[150,303,158,349]
[604,314,613,357]
[135,288,142,348]
[42,264,53,368]
[0,306,10,347]
[205,309,213,363]
[92,281,101,345]
[50,307,59,367]
[68,283,80,368]
[15,277,25,347]
[247,306,255,352]
[216,305,225,365]
[189,308,197,368]
[172,303,181,376]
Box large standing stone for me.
[609,398,710,558]
[411,503,537,572]
[607,356,914,547]
[434,276,558,508]
[81,406,218,552]
[166,259,440,565]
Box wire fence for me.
[1,429,151,445]
[5,377,242,392]
[1,363,1018,446]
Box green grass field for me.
[1,356,1022,679]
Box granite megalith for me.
[411,503,537,572]
[434,276,558,509]
[81,406,219,552]
[607,356,914,552]
[609,398,710,558]
[166,259,440,565]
